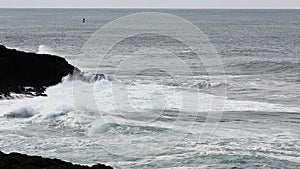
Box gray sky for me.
[0,0,300,9]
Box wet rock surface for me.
[0,45,80,98]
[0,151,113,169]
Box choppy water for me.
[0,9,299,168]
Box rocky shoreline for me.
[0,45,80,98]
[0,151,113,169]
[0,46,114,168]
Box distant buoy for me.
[82,18,86,23]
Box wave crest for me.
[64,72,113,83]
[4,107,39,118]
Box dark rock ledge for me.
[0,151,113,169]
[0,45,80,98]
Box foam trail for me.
[1,79,299,119]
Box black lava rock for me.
[0,45,80,98]
[0,151,113,169]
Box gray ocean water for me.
[0,9,299,168]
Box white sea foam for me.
[0,77,299,130]
[0,72,299,168]
[37,45,60,56]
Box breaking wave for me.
[37,45,58,55]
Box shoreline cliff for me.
[0,45,80,98]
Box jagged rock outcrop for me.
[0,45,80,98]
[0,151,113,169]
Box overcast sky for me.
[0,0,300,9]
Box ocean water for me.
[0,9,300,168]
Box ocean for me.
[0,9,299,168]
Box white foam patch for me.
[37,45,60,56]
[0,77,300,136]
[0,78,299,167]
[0,78,299,131]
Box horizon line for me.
[0,7,300,10]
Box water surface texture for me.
[0,9,299,168]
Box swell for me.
[226,60,300,75]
